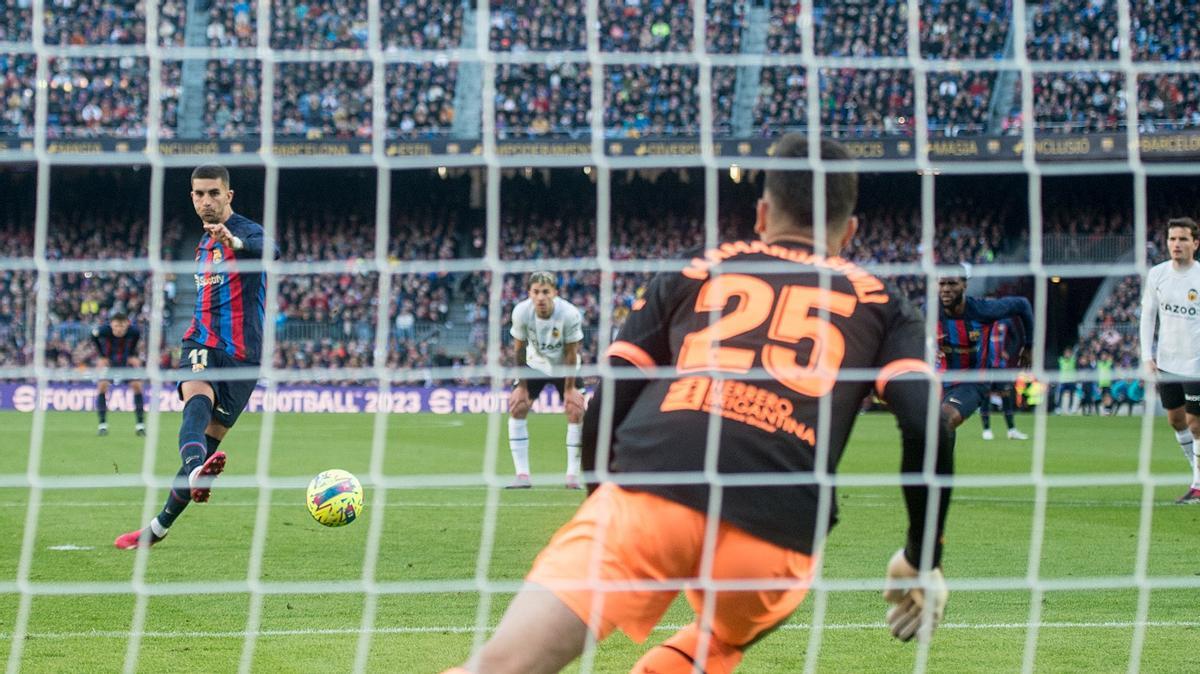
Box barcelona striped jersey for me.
[937,295,1034,380]
[986,318,1020,369]
[91,324,141,365]
[183,213,272,363]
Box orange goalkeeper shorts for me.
[526,483,814,645]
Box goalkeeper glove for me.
[882,548,947,642]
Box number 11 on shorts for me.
[189,348,209,372]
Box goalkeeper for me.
[447,135,954,674]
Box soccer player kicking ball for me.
[116,164,274,549]
[506,271,587,489]
[91,312,146,436]
[447,135,953,674]
[1139,217,1200,504]
[936,264,1034,439]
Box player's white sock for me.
[1176,428,1195,466]
[149,517,169,538]
[508,418,530,476]
[566,422,582,478]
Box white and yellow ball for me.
[306,469,364,527]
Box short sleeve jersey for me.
[510,296,585,376]
[986,318,1020,369]
[1140,261,1200,377]
[91,324,142,365]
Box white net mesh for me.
[3,0,1200,671]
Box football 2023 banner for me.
[0,383,582,415]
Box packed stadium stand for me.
[1003,0,1200,133]
[4,0,1199,139]
[44,0,145,45]
[0,163,1197,392]
[0,166,1116,379]
[0,3,32,43]
[752,0,1009,138]
[3,2,1200,385]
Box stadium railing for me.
[1042,234,1137,263]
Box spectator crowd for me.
[4,0,1197,140]
[2,168,1198,387]
[1003,0,1200,134]
[756,0,1005,138]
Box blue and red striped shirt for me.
[987,318,1020,369]
[937,295,1034,380]
[183,213,273,364]
[92,324,141,365]
[937,316,991,371]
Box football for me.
[306,469,364,527]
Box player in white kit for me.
[1140,217,1200,504]
[507,272,587,489]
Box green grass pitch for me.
[1,409,1198,673]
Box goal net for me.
[2,0,1198,671]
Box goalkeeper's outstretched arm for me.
[879,371,955,642]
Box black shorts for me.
[988,382,1015,396]
[943,383,990,420]
[177,340,258,428]
[519,367,576,402]
[1157,376,1200,415]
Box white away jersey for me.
[1140,260,1200,377]
[510,297,584,376]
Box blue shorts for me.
[988,382,1015,396]
[943,383,990,420]
[177,340,258,428]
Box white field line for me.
[0,494,1181,509]
[0,501,580,508]
[1,620,1198,641]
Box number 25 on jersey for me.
[676,274,856,397]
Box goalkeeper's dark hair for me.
[764,134,858,234]
[191,164,230,187]
[1167,217,1198,240]
[109,312,129,322]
